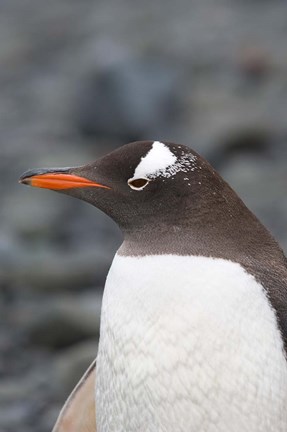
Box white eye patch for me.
[132,141,177,180]
[128,141,197,190]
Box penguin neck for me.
[119,195,285,268]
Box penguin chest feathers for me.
[96,254,287,432]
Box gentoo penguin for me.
[20,141,287,432]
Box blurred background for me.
[1,0,287,430]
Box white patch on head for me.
[133,141,176,179]
[129,141,197,186]
[96,254,287,432]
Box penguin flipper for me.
[52,358,96,432]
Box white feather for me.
[96,254,287,432]
[129,141,197,183]
[132,141,176,179]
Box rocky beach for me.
[1,1,287,430]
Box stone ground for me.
[1,0,287,430]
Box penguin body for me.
[97,255,287,431]
[20,141,287,432]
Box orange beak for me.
[19,169,110,190]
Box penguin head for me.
[19,141,219,232]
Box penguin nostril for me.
[128,178,149,190]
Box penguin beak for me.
[19,168,111,190]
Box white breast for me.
[96,254,287,432]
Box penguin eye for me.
[128,178,149,190]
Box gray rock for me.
[53,340,97,399]
[41,404,64,432]
[9,247,113,292]
[75,59,184,141]
[220,151,287,254]
[0,364,55,432]
[0,366,53,402]
[23,292,102,349]
[0,402,33,431]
